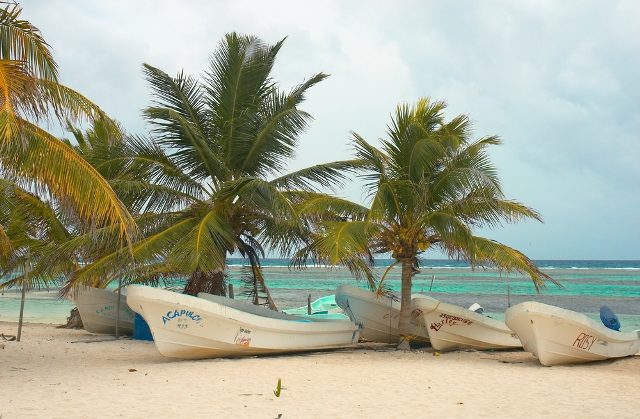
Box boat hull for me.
[414,298,521,352]
[335,285,430,344]
[74,287,134,335]
[506,302,640,366]
[126,286,360,359]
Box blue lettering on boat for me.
[162,309,203,325]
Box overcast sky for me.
[26,0,639,260]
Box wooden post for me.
[228,284,234,299]
[115,277,122,339]
[429,274,435,292]
[307,294,312,315]
[17,250,29,342]
[507,284,511,308]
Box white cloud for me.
[23,0,640,258]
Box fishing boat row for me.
[334,285,431,344]
[334,285,639,365]
[73,284,640,365]
[334,285,520,351]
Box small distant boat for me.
[334,284,431,344]
[74,286,135,335]
[505,302,640,366]
[126,285,360,359]
[413,298,521,352]
[282,294,347,319]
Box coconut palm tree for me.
[0,176,72,285]
[65,33,355,308]
[0,117,167,330]
[294,98,556,349]
[0,2,135,244]
[0,118,129,291]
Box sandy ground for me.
[1,321,638,419]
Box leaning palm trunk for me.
[184,268,227,297]
[397,259,414,350]
[249,265,277,311]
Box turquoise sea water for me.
[1,259,639,330]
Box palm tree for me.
[0,2,135,244]
[0,118,130,292]
[0,176,73,286]
[66,33,354,308]
[0,172,77,336]
[295,98,556,349]
[1,117,165,328]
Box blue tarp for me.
[600,306,621,331]
[133,313,154,341]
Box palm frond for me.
[0,59,46,122]
[419,211,474,248]
[215,177,297,222]
[39,80,121,128]
[110,179,197,214]
[143,63,226,183]
[206,33,283,169]
[238,73,328,175]
[0,3,57,80]
[167,208,235,274]
[351,132,387,195]
[0,117,137,245]
[464,236,558,290]
[63,215,198,292]
[442,190,542,228]
[0,223,11,259]
[116,134,206,201]
[270,160,361,192]
[290,191,369,221]
[6,181,69,242]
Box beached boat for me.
[282,294,347,319]
[413,298,521,352]
[505,302,640,366]
[126,285,360,359]
[334,284,431,344]
[74,286,135,335]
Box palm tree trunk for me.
[396,259,414,350]
[183,263,227,297]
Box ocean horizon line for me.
[226,258,640,270]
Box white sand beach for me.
[1,321,638,418]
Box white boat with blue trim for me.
[126,285,360,359]
[505,301,640,366]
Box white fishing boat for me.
[74,286,135,335]
[413,298,521,352]
[126,285,360,359]
[505,302,640,366]
[334,284,431,344]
